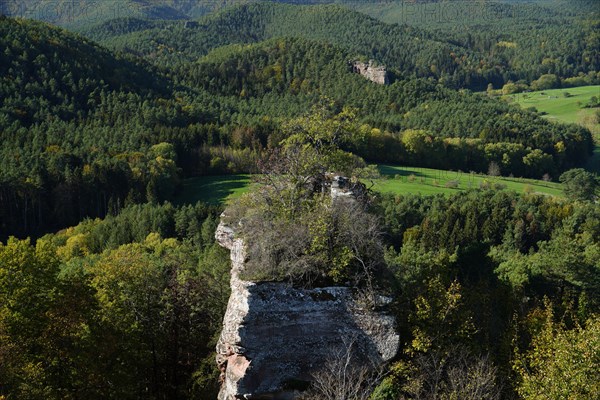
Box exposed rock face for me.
[330,175,368,203]
[352,60,389,85]
[215,218,399,399]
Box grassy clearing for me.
[373,165,563,197]
[505,85,599,124]
[174,174,251,205]
[174,166,563,206]
[506,85,600,172]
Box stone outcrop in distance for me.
[352,60,389,85]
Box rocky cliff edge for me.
[215,218,399,399]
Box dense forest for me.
[76,1,599,91]
[2,107,598,399]
[0,202,231,398]
[0,1,599,399]
[0,14,594,240]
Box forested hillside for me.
[0,17,166,121]
[0,16,178,239]
[81,2,600,90]
[0,2,598,399]
[83,3,463,81]
[2,0,374,27]
[12,1,595,90]
[0,15,594,240]
[0,202,231,399]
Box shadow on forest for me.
[585,146,600,174]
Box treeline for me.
[0,141,181,240]
[0,201,229,399]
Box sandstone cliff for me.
[352,60,389,85]
[215,210,399,399]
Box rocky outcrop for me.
[330,175,368,204]
[215,217,399,399]
[352,60,389,85]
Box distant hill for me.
[0,16,166,126]
[5,1,597,90]
[4,0,596,29]
[83,3,471,85]
[1,0,189,28]
[353,0,597,27]
[0,0,382,28]
[80,1,599,90]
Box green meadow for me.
[506,85,600,172]
[373,165,562,197]
[174,165,563,206]
[506,85,599,124]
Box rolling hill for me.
[0,15,167,125]
[82,2,466,84]
[79,1,599,91]
[0,9,594,239]
[8,1,597,90]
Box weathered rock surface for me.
[215,220,399,399]
[330,175,368,203]
[352,60,389,85]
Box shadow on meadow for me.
[176,175,250,205]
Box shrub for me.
[232,189,385,288]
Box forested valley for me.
[0,1,599,399]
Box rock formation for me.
[352,60,389,85]
[215,178,399,399]
[330,175,368,203]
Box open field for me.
[506,85,600,172]
[174,166,563,205]
[373,165,563,197]
[505,85,599,124]
[174,85,596,206]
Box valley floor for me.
[174,165,564,205]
